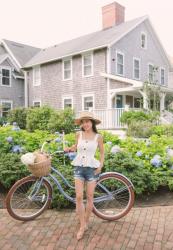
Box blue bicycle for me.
[6,139,135,221]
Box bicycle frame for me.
[35,167,134,205]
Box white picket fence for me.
[76,109,125,129]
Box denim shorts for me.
[73,166,100,182]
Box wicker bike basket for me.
[28,152,51,177]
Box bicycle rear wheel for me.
[93,173,134,221]
[6,176,52,221]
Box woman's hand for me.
[64,147,71,152]
[94,166,102,175]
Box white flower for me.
[21,153,36,165]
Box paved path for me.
[0,206,173,250]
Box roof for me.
[2,39,41,67]
[24,16,148,68]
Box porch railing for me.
[76,109,126,129]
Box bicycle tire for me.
[6,176,52,221]
[93,173,135,221]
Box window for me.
[83,96,94,111]
[63,59,72,80]
[33,101,41,107]
[141,32,147,49]
[1,101,12,117]
[82,54,93,77]
[148,64,154,82]
[33,66,41,86]
[116,52,124,76]
[1,68,11,86]
[63,98,72,108]
[133,58,140,80]
[160,68,165,85]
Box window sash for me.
[63,60,72,80]
[83,55,92,76]
[84,96,93,110]
[149,65,154,82]
[161,69,165,85]
[33,101,41,107]
[1,102,12,117]
[117,53,124,75]
[64,98,72,108]
[141,34,146,48]
[33,66,41,85]
[1,68,11,86]
[134,59,140,79]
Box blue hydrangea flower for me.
[55,137,61,143]
[150,155,162,167]
[67,152,77,161]
[12,122,17,126]
[12,126,20,131]
[6,136,13,143]
[111,145,121,154]
[12,145,22,153]
[136,151,143,157]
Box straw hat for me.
[75,111,101,125]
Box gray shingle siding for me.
[28,49,107,111]
[110,20,169,85]
[0,57,24,108]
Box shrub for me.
[120,110,160,126]
[127,121,154,138]
[26,105,54,131]
[48,108,75,134]
[7,107,28,129]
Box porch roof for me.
[101,73,173,96]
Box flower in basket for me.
[21,153,36,165]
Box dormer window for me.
[141,32,147,49]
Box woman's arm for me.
[95,134,104,174]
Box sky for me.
[0,0,173,56]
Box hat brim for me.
[75,116,101,125]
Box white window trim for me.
[62,96,73,109]
[160,67,165,85]
[62,58,72,81]
[141,32,147,50]
[133,57,141,80]
[82,93,95,111]
[0,100,13,117]
[148,63,154,82]
[0,66,12,87]
[82,53,94,78]
[116,50,125,77]
[33,66,41,86]
[33,100,41,107]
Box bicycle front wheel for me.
[93,173,135,221]
[6,176,52,221]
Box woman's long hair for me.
[81,119,98,133]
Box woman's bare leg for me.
[85,180,97,227]
[75,178,85,239]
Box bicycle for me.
[6,139,135,222]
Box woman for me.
[65,111,104,240]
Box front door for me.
[116,95,123,108]
[126,95,133,108]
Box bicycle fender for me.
[99,172,134,189]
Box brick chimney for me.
[102,2,125,29]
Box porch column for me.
[160,92,166,112]
[139,90,149,110]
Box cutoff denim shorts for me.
[73,166,100,182]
